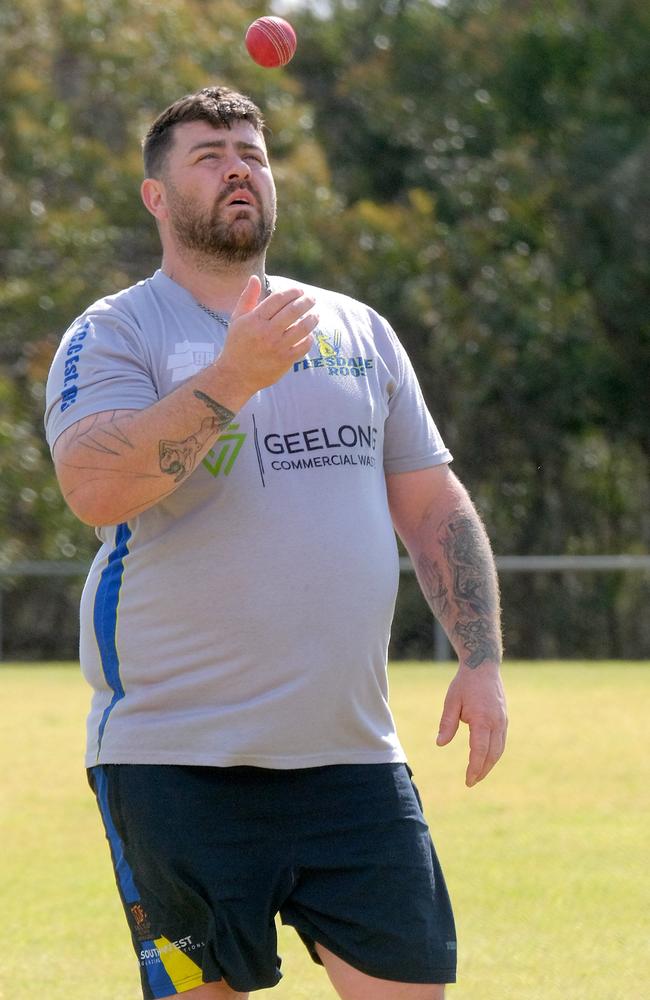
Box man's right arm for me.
[52,280,317,526]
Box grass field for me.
[1,661,648,1000]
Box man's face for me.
[160,119,277,263]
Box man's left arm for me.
[387,463,508,786]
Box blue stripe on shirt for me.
[94,522,131,755]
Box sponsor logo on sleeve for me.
[59,319,90,411]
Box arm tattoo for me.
[432,509,502,669]
[159,420,212,482]
[158,393,235,482]
[441,513,495,618]
[455,619,502,670]
[60,397,236,492]
[193,390,235,427]
[66,411,136,456]
[418,554,450,620]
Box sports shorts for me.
[88,762,457,997]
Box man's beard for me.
[167,183,276,263]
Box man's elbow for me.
[55,474,125,527]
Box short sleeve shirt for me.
[45,271,452,768]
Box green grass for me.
[1,661,648,1000]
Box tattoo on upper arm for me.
[431,510,502,669]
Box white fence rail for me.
[1,556,650,661]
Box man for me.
[45,86,507,1000]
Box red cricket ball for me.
[245,16,297,68]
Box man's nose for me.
[223,154,251,182]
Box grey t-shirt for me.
[45,271,452,768]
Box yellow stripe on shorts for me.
[153,937,204,993]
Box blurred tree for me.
[281,0,650,656]
[0,0,648,657]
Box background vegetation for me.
[1,0,649,659]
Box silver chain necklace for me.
[197,302,231,328]
[197,277,271,329]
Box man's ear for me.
[141,177,168,221]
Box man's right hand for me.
[217,275,319,398]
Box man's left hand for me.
[436,664,508,787]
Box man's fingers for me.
[231,275,262,321]
[257,286,312,323]
[437,666,507,787]
[287,330,316,364]
[232,280,311,326]
[465,721,506,787]
[436,692,461,747]
[465,723,491,787]
[283,309,320,345]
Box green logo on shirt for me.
[203,425,246,477]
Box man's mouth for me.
[224,189,256,208]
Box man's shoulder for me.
[54,273,169,359]
[81,270,164,320]
[270,275,375,318]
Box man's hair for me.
[142,86,265,178]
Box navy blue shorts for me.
[89,763,457,997]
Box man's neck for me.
[160,248,267,312]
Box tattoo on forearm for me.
[418,555,450,620]
[158,394,235,482]
[159,429,204,482]
[193,390,235,427]
[455,619,502,669]
[444,512,501,667]
[59,396,236,498]
[442,513,495,618]
[422,508,502,669]
[159,417,221,482]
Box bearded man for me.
[45,86,507,1000]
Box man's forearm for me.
[53,361,251,526]
[53,284,320,526]
[417,503,502,669]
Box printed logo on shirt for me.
[293,328,375,379]
[59,319,90,411]
[167,341,216,383]
[253,419,378,486]
[202,424,246,477]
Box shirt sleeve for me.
[44,307,158,451]
[381,322,453,475]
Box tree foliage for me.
[1,0,648,658]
